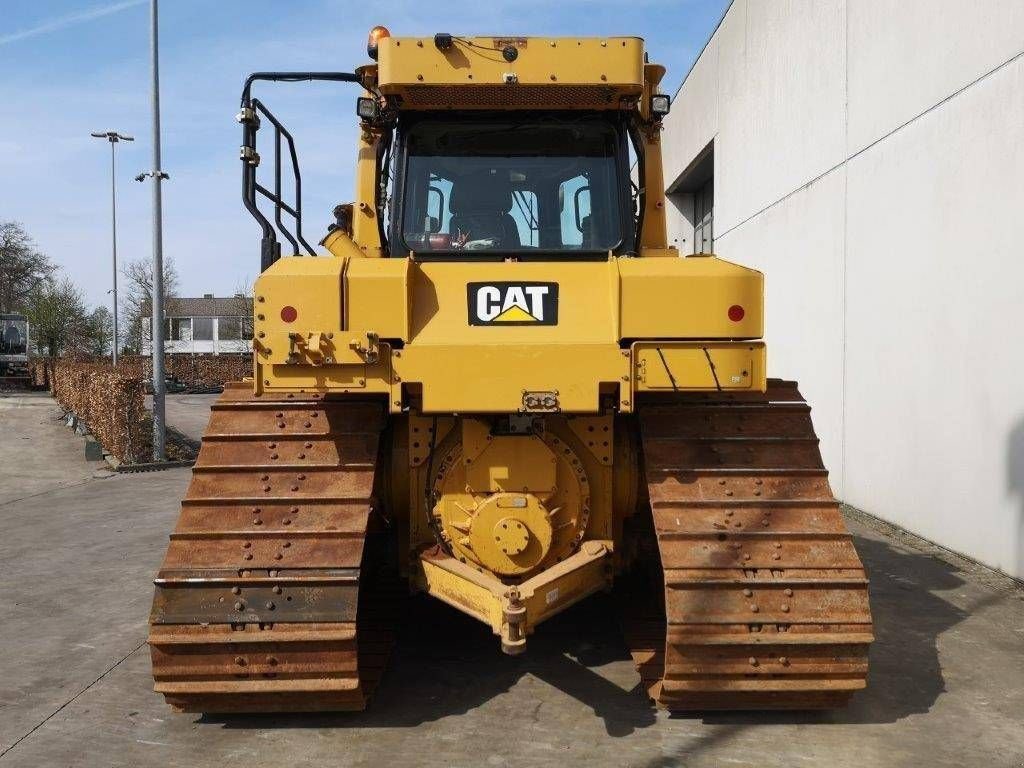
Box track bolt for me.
[276,412,283,418]
[772,553,781,560]
[234,656,246,666]
[743,588,753,597]
[291,506,299,513]
[749,657,758,667]
[261,474,269,481]
[282,542,291,548]
[780,657,790,666]
[271,453,279,460]
[304,442,312,449]
[263,486,271,492]
[254,519,263,525]
[291,485,299,491]
[232,586,241,595]
[298,453,306,459]
[781,604,790,613]
[725,510,734,517]
[762,519,770,526]
[278,422,285,428]
[774,542,782,548]
[750,604,759,613]
[274,553,283,560]
[304,421,312,428]
[283,518,291,525]
[243,542,251,549]
[755,479,763,485]
[252,507,261,514]
[244,553,253,560]
[265,601,275,610]
[268,656,278,666]
[725,490,733,497]
[743,553,751,560]
[273,586,282,595]
[298,474,306,480]
[753,490,762,496]
[784,588,793,596]
[234,601,245,611]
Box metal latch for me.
[349,332,380,364]
[289,332,331,366]
[235,107,260,128]
[521,390,559,413]
[239,146,260,166]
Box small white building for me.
[142,294,253,355]
[662,1,1024,578]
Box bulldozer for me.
[148,28,873,713]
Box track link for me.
[623,380,873,710]
[148,382,397,713]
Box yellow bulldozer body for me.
[148,32,872,714]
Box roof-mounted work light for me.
[651,94,671,118]
[356,96,379,121]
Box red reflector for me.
[280,306,297,323]
[728,304,745,322]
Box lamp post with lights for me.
[90,130,134,365]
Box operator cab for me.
[392,114,634,259]
[0,315,27,355]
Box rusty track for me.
[148,382,398,713]
[622,380,873,710]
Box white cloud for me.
[0,0,146,47]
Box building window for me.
[218,316,240,340]
[694,178,713,254]
[193,317,214,341]
[164,317,191,341]
[218,316,253,341]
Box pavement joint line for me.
[0,640,148,761]
[0,477,101,509]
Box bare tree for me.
[120,256,179,354]
[0,221,55,313]
[231,276,254,343]
[83,305,114,357]
[24,277,92,358]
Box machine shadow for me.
[203,525,974,732]
[203,591,656,736]
[693,530,970,726]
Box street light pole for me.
[136,0,169,461]
[90,130,134,366]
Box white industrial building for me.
[662,1,1024,578]
[141,295,253,356]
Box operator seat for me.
[448,174,521,248]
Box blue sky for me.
[0,0,728,308]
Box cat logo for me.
[467,282,559,326]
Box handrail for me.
[238,72,361,271]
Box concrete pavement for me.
[1,392,1023,768]
[144,393,218,443]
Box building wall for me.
[141,316,252,356]
[662,0,1024,577]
